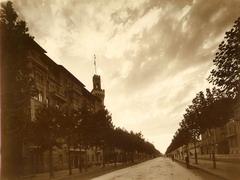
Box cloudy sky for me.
[11,0,240,153]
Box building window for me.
[34,70,43,84]
[46,98,49,106]
[33,92,43,102]
[33,94,38,100]
[38,92,43,102]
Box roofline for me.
[31,39,86,88]
[58,65,85,88]
[29,38,47,53]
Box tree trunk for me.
[102,145,105,167]
[78,146,82,172]
[114,152,117,166]
[125,152,127,163]
[194,138,198,164]
[49,146,54,178]
[186,144,190,168]
[67,145,72,175]
[212,145,216,169]
[124,152,126,163]
[84,147,88,171]
[131,152,134,163]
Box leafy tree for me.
[183,91,208,164]
[1,1,37,178]
[107,127,159,163]
[59,105,80,175]
[208,17,240,98]
[76,103,94,170]
[32,105,62,178]
[165,123,191,155]
[79,107,96,147]
[166,88,234,168]
[201,88,233,130]
[92,108,113,166]
[94,109,114,145]
[77,105,114,166]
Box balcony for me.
[226,125,237,137]
[226,130,237,138]
[50,90,67,102]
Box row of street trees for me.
[1,1,159,179]
[166,17,240,167]
[32,104,159,177]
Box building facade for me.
[200,127,229,155]
[23,40,105,174]
[226,119,240,154]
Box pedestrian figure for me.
[171,155,174,161]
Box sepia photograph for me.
[1,0,240,179]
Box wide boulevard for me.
[92,157,222,180]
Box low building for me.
[188,142,201,157]
[200,127,229,155]
[226,119,240,154]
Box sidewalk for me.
[176,158,240,180]
[197,154,240,163]
[22,161,144,180]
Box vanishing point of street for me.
[92,157,221,180]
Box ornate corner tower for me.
[91,54,105,106]
[91,74,105,105]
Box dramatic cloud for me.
[12,0,240,153]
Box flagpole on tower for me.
[94,54,97,74]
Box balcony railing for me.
[226,130,237,137]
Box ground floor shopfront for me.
[22,145,103,175]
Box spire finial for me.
[94,54,97,74]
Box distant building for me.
[23,40,105,174]
[188,142,201,157]
[200,127,229,155]
[226,119,240,154]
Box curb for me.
[21,159,153,180]
[189,163,228,180]
[174,159,228,180]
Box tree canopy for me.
[208,17,240,98]
[166,88,234,154]
[1,1,36,178]
[166,16,240,155]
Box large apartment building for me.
[23,40,105,174]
